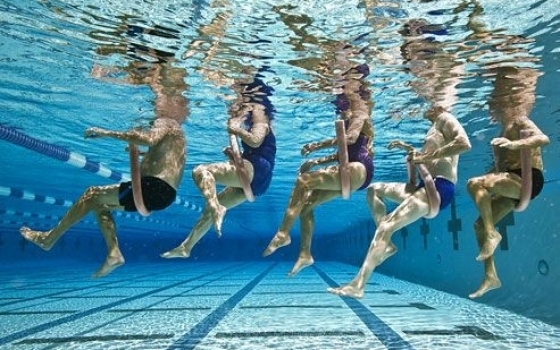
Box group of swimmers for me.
[19,19,550,301]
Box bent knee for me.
[366,185,375,201]
[349,163,366,183]
[97,210,115,225]
[467,177,484,193]
[369,181,386,193]
[300,204,313,216]
[83,186,108,209]
[372,233,391,248]
[192,165,208,180]
[295,173,311,188]
[84,186,103,200]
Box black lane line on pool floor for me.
[25,266,258,350]
[403,326,504,341]
[166,262,277,350]
[0,263,210,308]
[313,265,416,350]
[0,263,248,346]
[214,330,365,338]
[370,303,436,310]
[15,334,174,344]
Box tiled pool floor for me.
[0,260,558,349]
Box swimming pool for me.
[1,0,559,349]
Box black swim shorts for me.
[508,168,544,199]
[118,176,176,212]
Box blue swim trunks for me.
[417,176,455,210]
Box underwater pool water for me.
[1,0,559,348]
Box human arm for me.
[491,120,550,150]
[413,113,471,163]
[299,153,338,173]
[84,118,177,146]
[343,111,369,145]
[227,104,269,148]
[387,140,416,153]
[301,138,337,156]
[91,63,154,86]
[387,140,419,191]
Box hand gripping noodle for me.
[492,130,532,212]
[514,129,532,212]
[128,143,150,216]
[409,160,440,219]
[229,134,255,202]
[393,141,439,218]
[335,120,351,199]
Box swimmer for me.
[21,40,188,277]
[466,66,549,298]
[20,117,186,277]
[263,47,374,276]
[161,71,276,258]
[328,106,471,299]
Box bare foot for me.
[287,256,314,276]
[468,277,502,299]
[160,246,191,259]
[19,227,54,251]
[92,255,125,278]
[212,204,227,236]
[327,283,364,299]
[262,232,291,257]
[476,231,502,261]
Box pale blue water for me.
[1,0,559,349]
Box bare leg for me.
[20,227,55,251]
[469,178,500,261]
[367,184,386,225]
[467,174,520,261]
[264,165,364,257]
[380,240,398,263]
[20,184,125,278]
[161,187,246,258]
[367,182,409,255]
[262,176,313,257]
[469,198,515,298]
[328,237,402,298]
[161,212,213,259]
[193,165,227,236]
[288,206,314,277]
[367,182,409,226]
[20,185,121,250]
[329,192,429,299]
[469,257,501,298]
[328,237,389,299]
[367,182,409,263]
[367,190,397,264]
[91,209,125,278]
[288,190,339,276]
[468,219,501,298]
